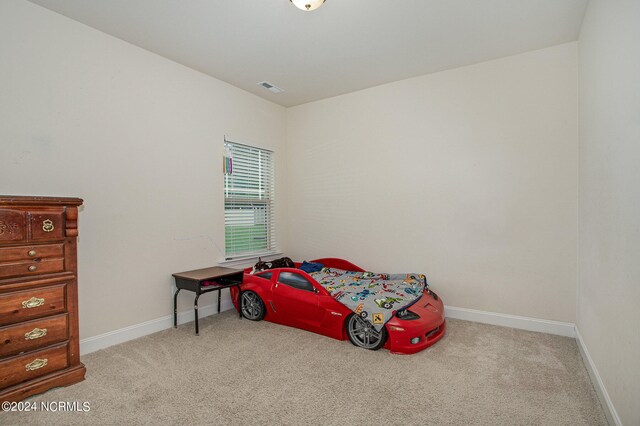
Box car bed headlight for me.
[396,309,420,320]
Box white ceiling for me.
[28,0,589,107]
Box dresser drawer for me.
[28,210,65,241]
[0,284,66,326]
[0,210,26,243]
[0,314,68,358]
[0,244,63,262]
[0,258,65,280]
[0,342,69,389]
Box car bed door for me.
[272,271,324,330]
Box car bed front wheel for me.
[346,314,387,350]
[240,291,266,321]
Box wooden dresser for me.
[0,196,85,402]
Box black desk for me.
[172,266,243,335]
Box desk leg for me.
[237,285,242,319]
[173,289,181,328]
[217,290,221,313]
[194,294,201,336]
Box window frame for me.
[223,139,276,260]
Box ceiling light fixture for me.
[290,0,326,12]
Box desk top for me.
[172,266,243,282]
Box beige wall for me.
[3,0,636,420]
[578,1,640,424]
[0,0,287,339]
[287,43,578,323]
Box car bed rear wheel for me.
[240,291,266,321]
[346,314,387,350]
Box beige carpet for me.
[3,312,606,425]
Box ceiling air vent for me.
[257,81,284,94]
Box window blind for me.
[224,141,275,260]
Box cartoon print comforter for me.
[309,267,427,331]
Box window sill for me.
[218,252,283,269]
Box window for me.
[257,271,273,280]
[224,140,275,259]
[278,272,315,292]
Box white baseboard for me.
[575,327,621,426]
[79,300,618,425]
[80,300,234,355]
[445,306,620,424]
[444,305,576,337]
[81,302,575,355]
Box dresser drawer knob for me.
[42,219,55,232]
[24,328,48,340]
[25,358,48,371]
[28,265,37,272]
[21,297,45,309]
[28,250,37,257]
